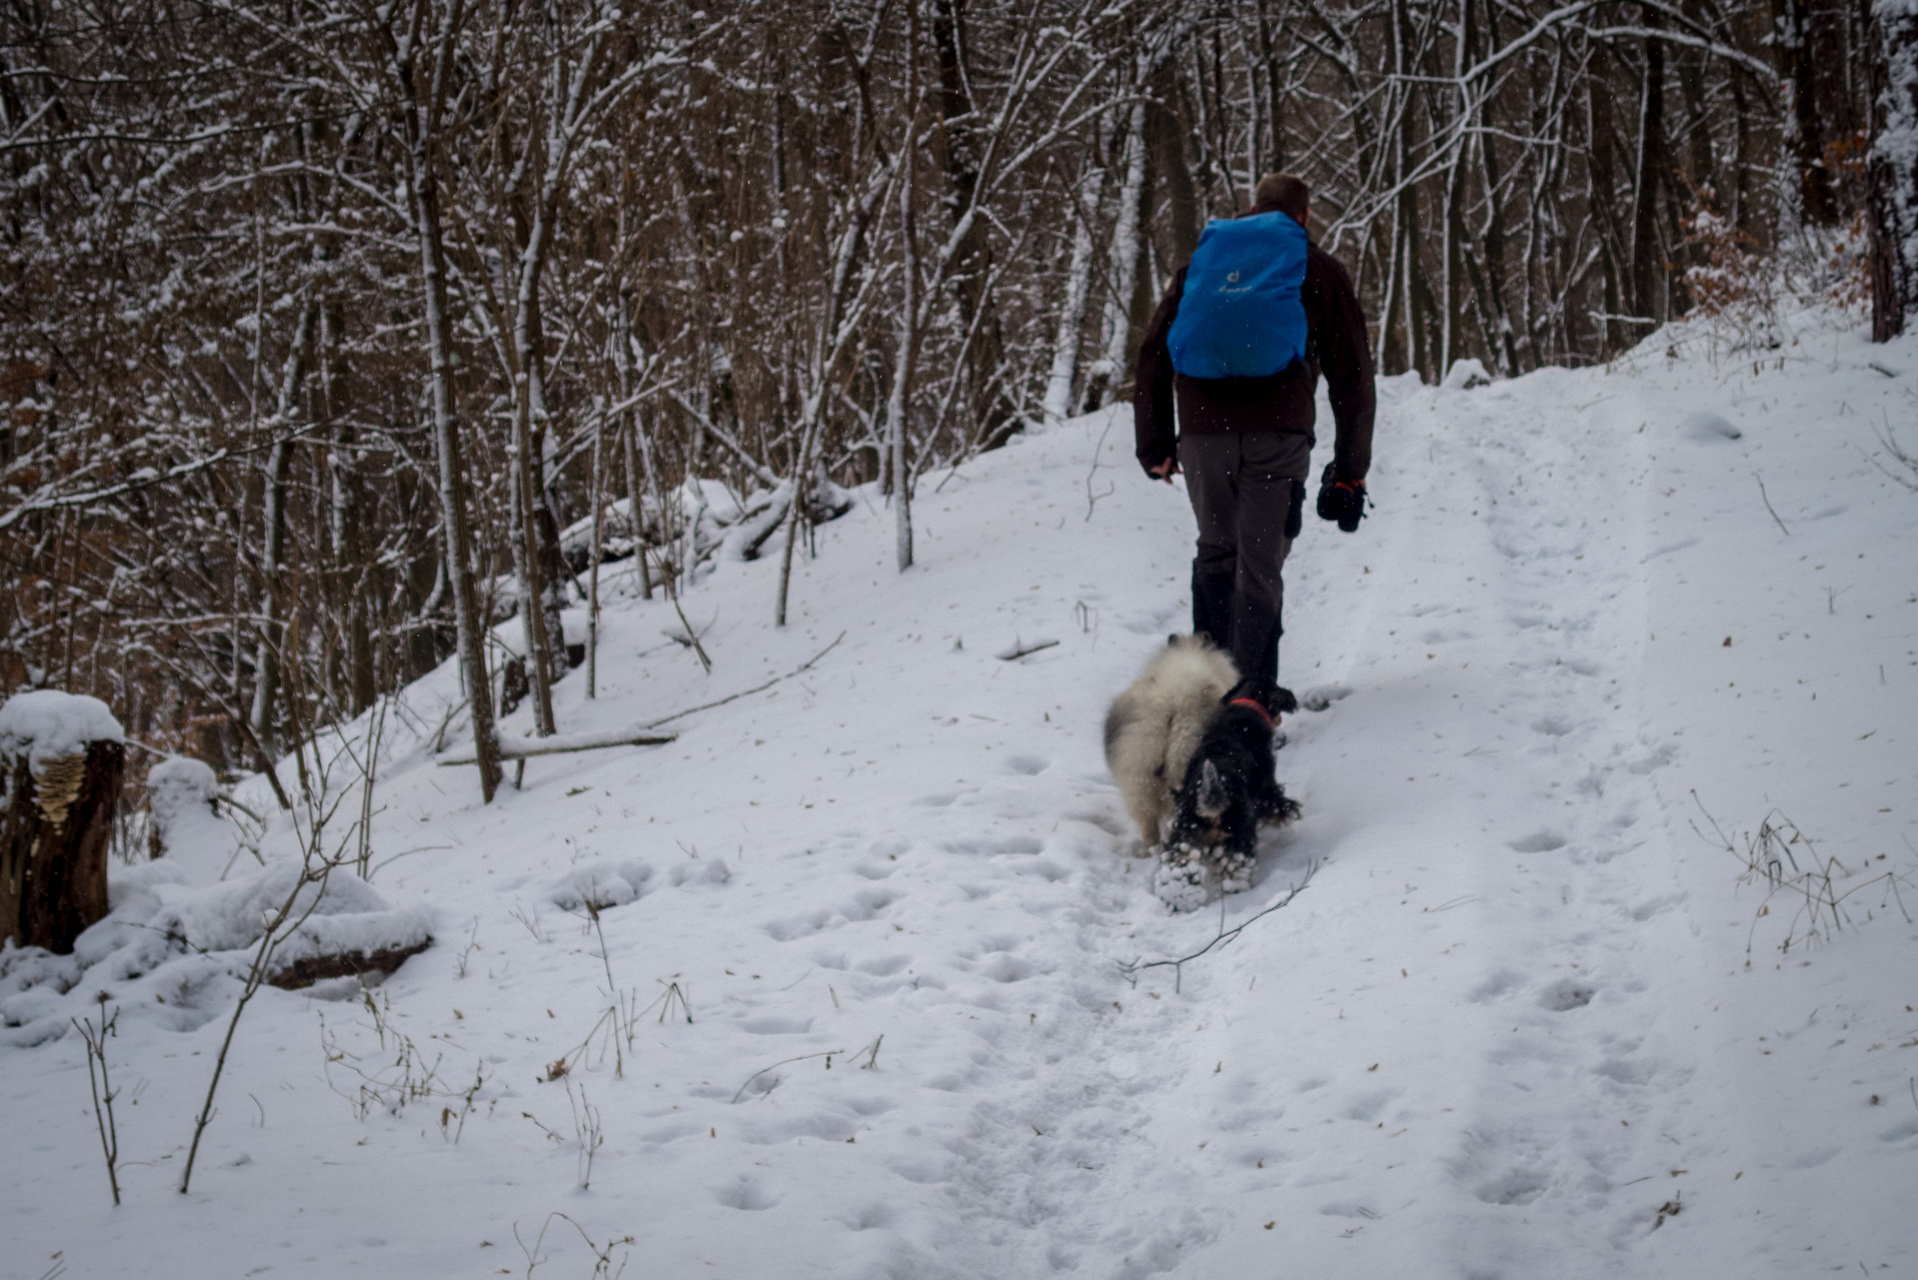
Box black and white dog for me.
[1158,677,1300,905]
[1105,637,1300,908]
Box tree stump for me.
[0,691,127,954]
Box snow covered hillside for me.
[5,310,1916,1280]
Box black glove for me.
[1316,462,1367,533]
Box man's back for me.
[1133,235,1375,482]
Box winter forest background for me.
[4,0,1917,801]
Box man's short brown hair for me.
[1252,173,1309,222]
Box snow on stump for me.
[0,691,126,954]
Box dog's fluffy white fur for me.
[1103,635,1240,848]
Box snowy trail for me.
[5,314,1915,1280]
[942,372,1720,1277]
[839,372,1712,1276]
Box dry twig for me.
[1119,862,1318,994]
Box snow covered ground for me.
[5,308,1916,1280]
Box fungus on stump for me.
[0,691,126,954]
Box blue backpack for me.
[1167,211,1309,379]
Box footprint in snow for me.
[738,1014,815,1035]
[1474,1168,1549,1206]
[668,859,730,888]
[940,835,1044,856]
[838,1203,897,1232]
[1298,684,1353,712]
[1594,1056,1657,1086]
[1470,971,1525,1004]
[764,888,901,941]
[713,1176,782,1211]
[1678,409,1742,442]
[1537,978,1596,1011]
[980,953,1039,983]
[1343,1089,1399,1123]
[1880,1117,1918,1144]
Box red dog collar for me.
[1229,697,1274,728]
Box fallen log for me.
[437,726,677,767]
[269,940,433,990]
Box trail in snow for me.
[3,311,1914,1280]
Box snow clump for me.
[547,859,656,911]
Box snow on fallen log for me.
[0,857,433,1045]
[436,725,678,766]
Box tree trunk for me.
[1588,73,1628,358]
[248,304,317,752]
[1146,60,1200,270]
[614,282,655,599]
[1867,0,1918,338]
[1092,99,1149,406]
[511,232,561,737]
[1778,0,1840,224]
[586,404,604,699]
[1630,11,1668,333]
[1,739,124,954]
[1043,159,1104,422]
[322,303,378,715]
[929,0,1016,446]
[892,0,921,572]
[395,0,501,803]
[1675,0,1718,201]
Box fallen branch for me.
[732,1048,848,1103]
[438,726,677,766]
[1118,861,1318,994]
[997,637,1060,661]
[1754,472,1790,535]
[663,586,713,673]
[644,630,846,729]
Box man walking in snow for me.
[1132,172,1375,705]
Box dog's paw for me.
[1152,854,1210,912]
[1212,851,1256,895]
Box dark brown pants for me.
[1178,431,1313,686]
